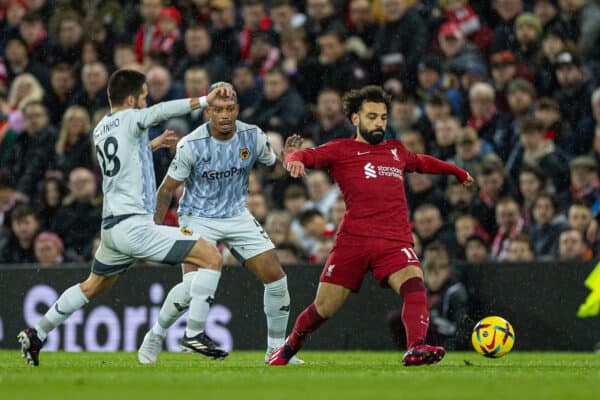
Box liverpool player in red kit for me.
[269,86,474,366]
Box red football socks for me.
[287,303,328,354]
[399,277,429,349]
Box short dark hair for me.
[11,204,38,223]
[107,69,147,107]
[298,209,325,226]
[520,117,545,135]
[518,164,547,183]
[533,191,559,211]
[21,12,43,24]
[342,85,391,119]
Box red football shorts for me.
[320,233,422,292]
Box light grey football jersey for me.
[93,100,192,219]
[168,120,276,218]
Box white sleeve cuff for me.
[199,96,208,108]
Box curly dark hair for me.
[342,85,391,120]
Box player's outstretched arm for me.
[411,153,474,186]
[154,175,183,224]
[137,86,233,130]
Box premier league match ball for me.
[471,316,515,358]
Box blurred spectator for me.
[558,228,592,261]
[270,0,305,34]
[264,210,302,250]
[243,67,305,136]
[7,72,45,132]
[553,50,593,133]
[37,177,68,231]
[34,231,65,267]
[445,176,477,221]
[4,36,49,95]
[71,62,109,115]
[450,127,491,173]
[150,6,181,64]
[298,208,334,241]
[240,0,271,62]
[280,27,320,103]
[533,96,574,155]
[303,169,339,218]
[406,173,447,217]
[305,88,355,145]
[373,0,427,93]
[535,25,569,97]
[248,31,280,78]
[413,203,454,249]
[387,94,418,137]
[441,0,492,54]
[517,164,547,226]
[491,196,526,260]
[0,203,39,263]
[514,12,543,68]
[489,50,520,113]
[529,191,568,259]
[506,233,535,261]
[466,82,502,144]
[0,172,24,233]
[495,77,536,160]
[568,155,600,205]
[51,167,101,259]
[399,131,426,154]
[413,92,452,146]
[453,213,485,259]
[491,0,524,53]
[1,0,29,51]
[283,184,308,218]
[232,63,260,112]
[50,105,94,177]
[506,116,569,189]
[113,43,137,70]
[316,28,369,96]
[471,156,514,235]
[416,55,461,115]
[43,63,76,127]
[304,0,344,44]
[18,11,55,66]
[182,65,210,127]
[274,242,304,265]
[437,22,484,80]
[347,0,378,48]
[567,202,596,246]
[173,24,230,83]
[209,0,240,65]
[134,0,163,63]
[464,234,489,263]
[52,9,84,65]
[247,192,269,224]
[534,0,562,34]
[5,100,56,197]
[423,252,468,349]
[432,116,460,161]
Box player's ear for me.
[351,113,359,127]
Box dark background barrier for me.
[0,261,599,352]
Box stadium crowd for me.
[0,0,599,298]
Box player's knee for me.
[313,299,337,318]
[204,247,223,271]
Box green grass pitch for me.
[1,351,599,400]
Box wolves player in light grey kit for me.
[17,69,233,366]
[137,82,302,364]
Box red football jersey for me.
[286,139,468,243]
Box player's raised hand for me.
[287,161,307,178]
[283,134,303,157]
[462,172,475,187]
[151,129,178,151]
[207,85,234,104]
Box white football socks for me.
[35,284,89,341]
[185,269,221,337]
[264,276,290,349]
[152,271,196,337]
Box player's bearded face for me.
[358,119,385,145]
